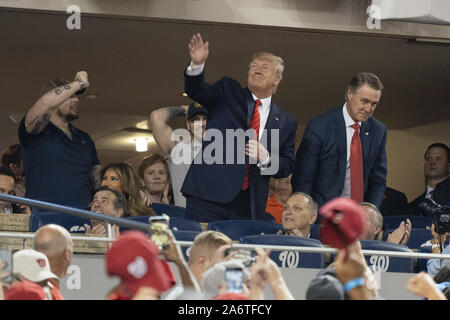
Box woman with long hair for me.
[100,162,155,217]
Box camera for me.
[419,199,450,234]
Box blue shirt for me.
[427,243,450,276]
[19,118,100,209]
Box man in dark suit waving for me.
[292,73,387,209]
[181,33,297,222]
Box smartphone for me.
[224,248,256,267]
[0,249,13,284]
[225,267,244,293]
[149,215,170,250]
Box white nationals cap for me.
[13,249,59,283]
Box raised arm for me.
[25,71,89,135]
[188,33,209,67]
[149,105,188,156]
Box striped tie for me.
[242,99,261,190]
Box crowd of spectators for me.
[0,34,448,301]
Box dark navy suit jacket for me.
[181,71,297,220]
[291,106,387,208]
[407,177,450,214]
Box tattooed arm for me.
[25,71,89,134]
[149,105,188,156]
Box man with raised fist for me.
[19,71,101,210]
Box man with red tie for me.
[181,33,297,222]
[291,73,387,210]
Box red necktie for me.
[242,99,261,190]
[350,123,364,202]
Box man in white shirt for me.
[292,73,387,210]
[149,103,208,207]
[408,143,450,215]
[181,33,297,222]
[277,192,318,238]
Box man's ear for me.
[8,163,18,176]
[309,213,318,226]
[346,89,353,101]
[117,208,124,218]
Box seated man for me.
[408,143,449,215]
[359,202,411,245]
[85,187,127,237]
[277,192,318,238]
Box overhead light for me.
[413,37,450,44]
[182,92,188,97]
[84,94,97,100]
[135,137,148,152]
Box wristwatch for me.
[76,78,86,90]
[431,243,440,250]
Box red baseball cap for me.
[5,280,47,300]
[106,231,175,297]
[319,197,366,249]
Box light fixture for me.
[135,137,148,152]
[182,92,188,97]
[413,37,450,45]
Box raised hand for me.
[74,71,90,88]
[407,272,446,300]
[140,189,152,207]
[188,33,209,66]
[162,184,171,205]
[387,221,406,245]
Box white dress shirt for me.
[340,103,362,199]
[425,185,434,199]
[186,62,271,167]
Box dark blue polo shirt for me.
[19,118,100,209]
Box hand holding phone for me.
[0,249,13,284]
[149,215,170,250]
[225,267,244,293]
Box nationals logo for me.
[37,258,46,268]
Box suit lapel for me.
[261,101,280,151]
[245,88,255,126]
[334,108,347,174]
[360,119,372,163]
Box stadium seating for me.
[29,212,91,233]
[384,228,432,250]
[122,216,203,232]
[150,203,186,218]
[207,220,283,241]
[359,240,415,273]
[241,234,325,268]
[310,224,321,241]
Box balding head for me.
[282,192,318,237]
[33,224,73,279]
[359,202,383,240]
